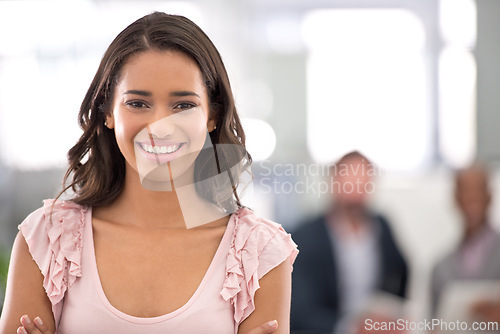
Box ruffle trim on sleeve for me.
[19,199,86,307]
[220,207,299,324]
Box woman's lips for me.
[135,140,186,164]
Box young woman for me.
[0,12,298,334]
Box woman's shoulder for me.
[229,207,298,263]
[221,207,299,324]
[18,199,88,307]
[19,199,89,247]
[21,198,88,226]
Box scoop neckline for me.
[84,207,236,324]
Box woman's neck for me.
[96,162,228,229]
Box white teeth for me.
[142,144,180,154]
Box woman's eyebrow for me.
[170,90,200,98]
[123,90,152,96]
[122,90,200,98]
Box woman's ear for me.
[105,113,115,129]
[208,118,217,133]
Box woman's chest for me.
[58,241,235,334]
[56,216,236,333]
[92,223,226,318]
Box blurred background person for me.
[290,151,408,334]
[432,164,500,321]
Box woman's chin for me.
[138,159,197,191]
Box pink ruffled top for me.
[18,200,298,333]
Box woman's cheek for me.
[187,111,209,146]
[113,121,140,163]
[191,125,209,151]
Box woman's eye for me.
[126,101,149,109]
[174,102,196,110]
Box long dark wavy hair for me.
[57,12,251,210]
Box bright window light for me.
[439,0,476,47]
[438,0,477,168]
[0,55,96,169]
[438,49,476,168]
[242,118,276,161]
[266,15,303,54]
[303,10,429,171]
[0,0,95,55]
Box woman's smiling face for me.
[106,50,215,187]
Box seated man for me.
[432,164,500,320]
[291,151,408,334]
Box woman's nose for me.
[148,110,176,138]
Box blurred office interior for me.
[0,0,500,321]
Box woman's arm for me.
[0,232,55,333]
[237,257,292,334]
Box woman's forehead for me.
[117,50,206,93]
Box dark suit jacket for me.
[290,214,408,334]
